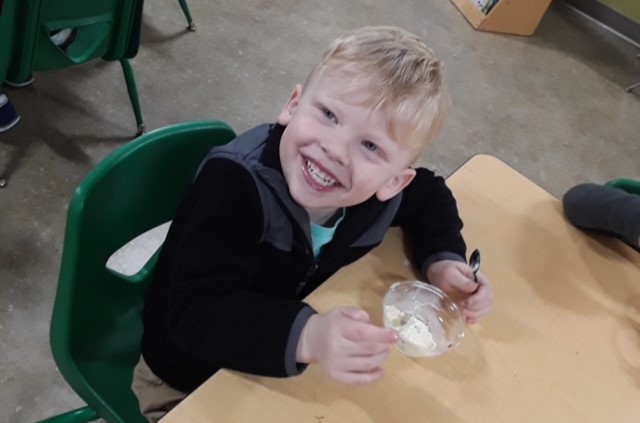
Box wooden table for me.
[162,154,640,423]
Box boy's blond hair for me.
[304,26,450,154]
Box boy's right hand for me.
[296,307,398,385]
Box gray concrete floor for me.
[1,1,639,422]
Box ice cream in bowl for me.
[383,280,465,357]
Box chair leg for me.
[4,75,35,88]
[34,405,100,423]
[119,58,145,136]
[626,54,640,93]
[624,81,640,93]
[177,0,196,31]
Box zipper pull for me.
[304,262,318,279]
[296,262,319,295]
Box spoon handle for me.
[469,249,481,282]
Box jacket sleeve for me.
[164,158,314,377]
[392,167,467,273]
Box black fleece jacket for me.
[141,124,466,392]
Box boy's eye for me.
[362,140,378,152]
[322,108,337,123]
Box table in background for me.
[162,154,640,423]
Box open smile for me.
[303,158,341,190]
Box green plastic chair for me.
[36,120,236,423]
[0,0,20,80]
[0,0,21,188]
[605,178,640,196]
[6,0,146,135]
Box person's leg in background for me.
[0,93,21,187]
[131,356,188,423]
[563,183,640,251]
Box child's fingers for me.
[466,274,492,307]
[339,306,370,322]
[462,274,492,324]
[349,341,393,357]
[336,349,390,383]
[474,272,491,287]
[466,288,491,310]
[339,368,386,385]
[348,347,391,370]
[324,352,388,384]
[464,306,491,324]
[450,266,479,294]
[344,322,398,344]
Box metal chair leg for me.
[625,81,640,93]
[119,58,146,136]
[178,0,196,31]
[626,54,640,93]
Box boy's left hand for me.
[425,260,493,324]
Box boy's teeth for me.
[306,160,336,187]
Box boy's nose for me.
[321,135,349,166]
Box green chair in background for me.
[0,0,21,188]
[606,178,640,195]
[35,120,236,423]
[0,0,20,80]
[6,0,146,135]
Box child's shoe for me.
[0,94,21,133]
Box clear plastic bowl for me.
[383,281,465,357]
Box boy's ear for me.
[277,84,303,126]
[375,168,416,202]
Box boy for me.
[132,26,493,422]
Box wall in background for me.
[564,0,640,45]
[596,0,640,23]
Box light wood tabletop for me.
[161,154,640,423]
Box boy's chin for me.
[290,185,377,210]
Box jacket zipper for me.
[296,261,318,296]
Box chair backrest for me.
[7,0,141,82]
[51,120,236,423]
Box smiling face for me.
[277,70,417,225]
